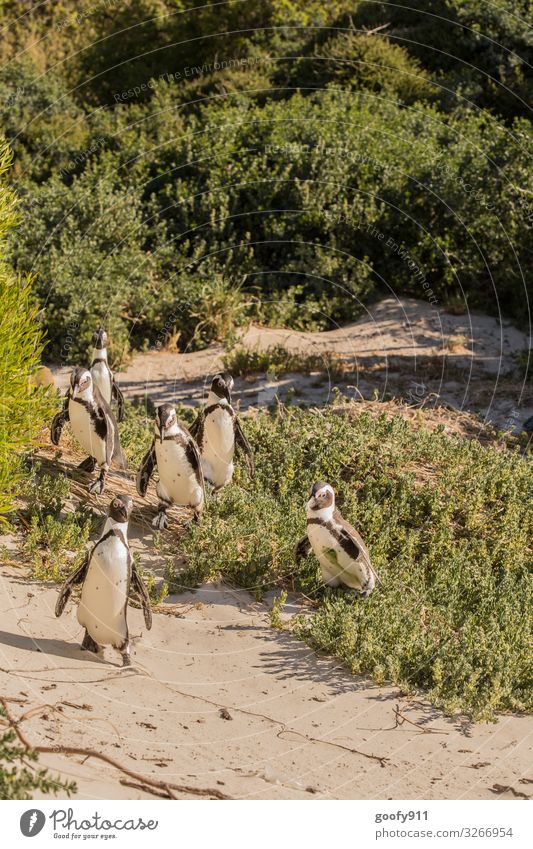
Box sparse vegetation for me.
[513,349,532,382]
[0,708,76,800]
[20,465,98,582]
[224,344,348,378]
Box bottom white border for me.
[2,799,531,848]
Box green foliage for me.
[0,710,76,800]
[0,3,531,362]
[0,143,54,520]
[281,32,434,104]
[137,401,533,720]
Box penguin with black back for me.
[294,482,376,597]
[55,494,152,666]
[189,373,254,491]
[137,404,205,529]
[51,367,127,494]
[90,328,125,422]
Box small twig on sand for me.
[277,728,389,767]
[0,696,231,801]
[394,704,448,735]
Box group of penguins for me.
[50,329,376,667]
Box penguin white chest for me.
[69,400,106,464]
[307,522,350,587]
[202,410,235,488]
[155,440,203,507]
[77,536,129,646]
[91,362,112,404]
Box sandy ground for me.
[50,296,533,430]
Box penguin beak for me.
[159,420,165,443]
[71,383,79,398]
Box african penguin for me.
[189,373,254,491]
[55,494,152,667]
[90,328,125,422]
[294,482,376,596]
[50,367,127,494]
[136,404,205,529]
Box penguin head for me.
[210,372,234,404]
[92,328,108,350]
[71,367,92,398]
[108,494,133,524]
[156,404,177,442]
[307,481,335,513]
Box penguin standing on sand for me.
[55,495,152,667]
[294,482,375,596]
[51,367,127,494]
[90,328,125,422]
[189,373,254,491]
[137,404,205,529]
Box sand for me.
[50,297,533,430]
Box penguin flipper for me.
[130,562,153,630]
[183,431,205,495]
[294,534,312,564]
[112,379,125,423]
[93,385,127,470]
[136,441,157,497]
[234,417,255,478]
[55,553,90,617]
[50,392,70,445]
[188,412,202,442]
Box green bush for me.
[0,709,76,800]
[0,143,53,519]
[162,402,532,720]
[1,3,532,360]
[280,32,434,104]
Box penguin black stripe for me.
[71,396,108,440]
[307,517,361,560]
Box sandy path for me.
[1,561,531,801]
[50,298,532,430]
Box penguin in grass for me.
[90,328,125,422]
[55,494,152,667]
[189,373,254,491]
[137,404,205,529]
[51,367,127,495]
[294,482,376,597]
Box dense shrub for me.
[0,2,531,362]
[279,32,434,103]
[0,143,53,519]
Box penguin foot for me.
[77,456,96,473]
[88,476,105,495]
[118,641,131,667]
[81,630,99,654]
[152,510,168,530]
